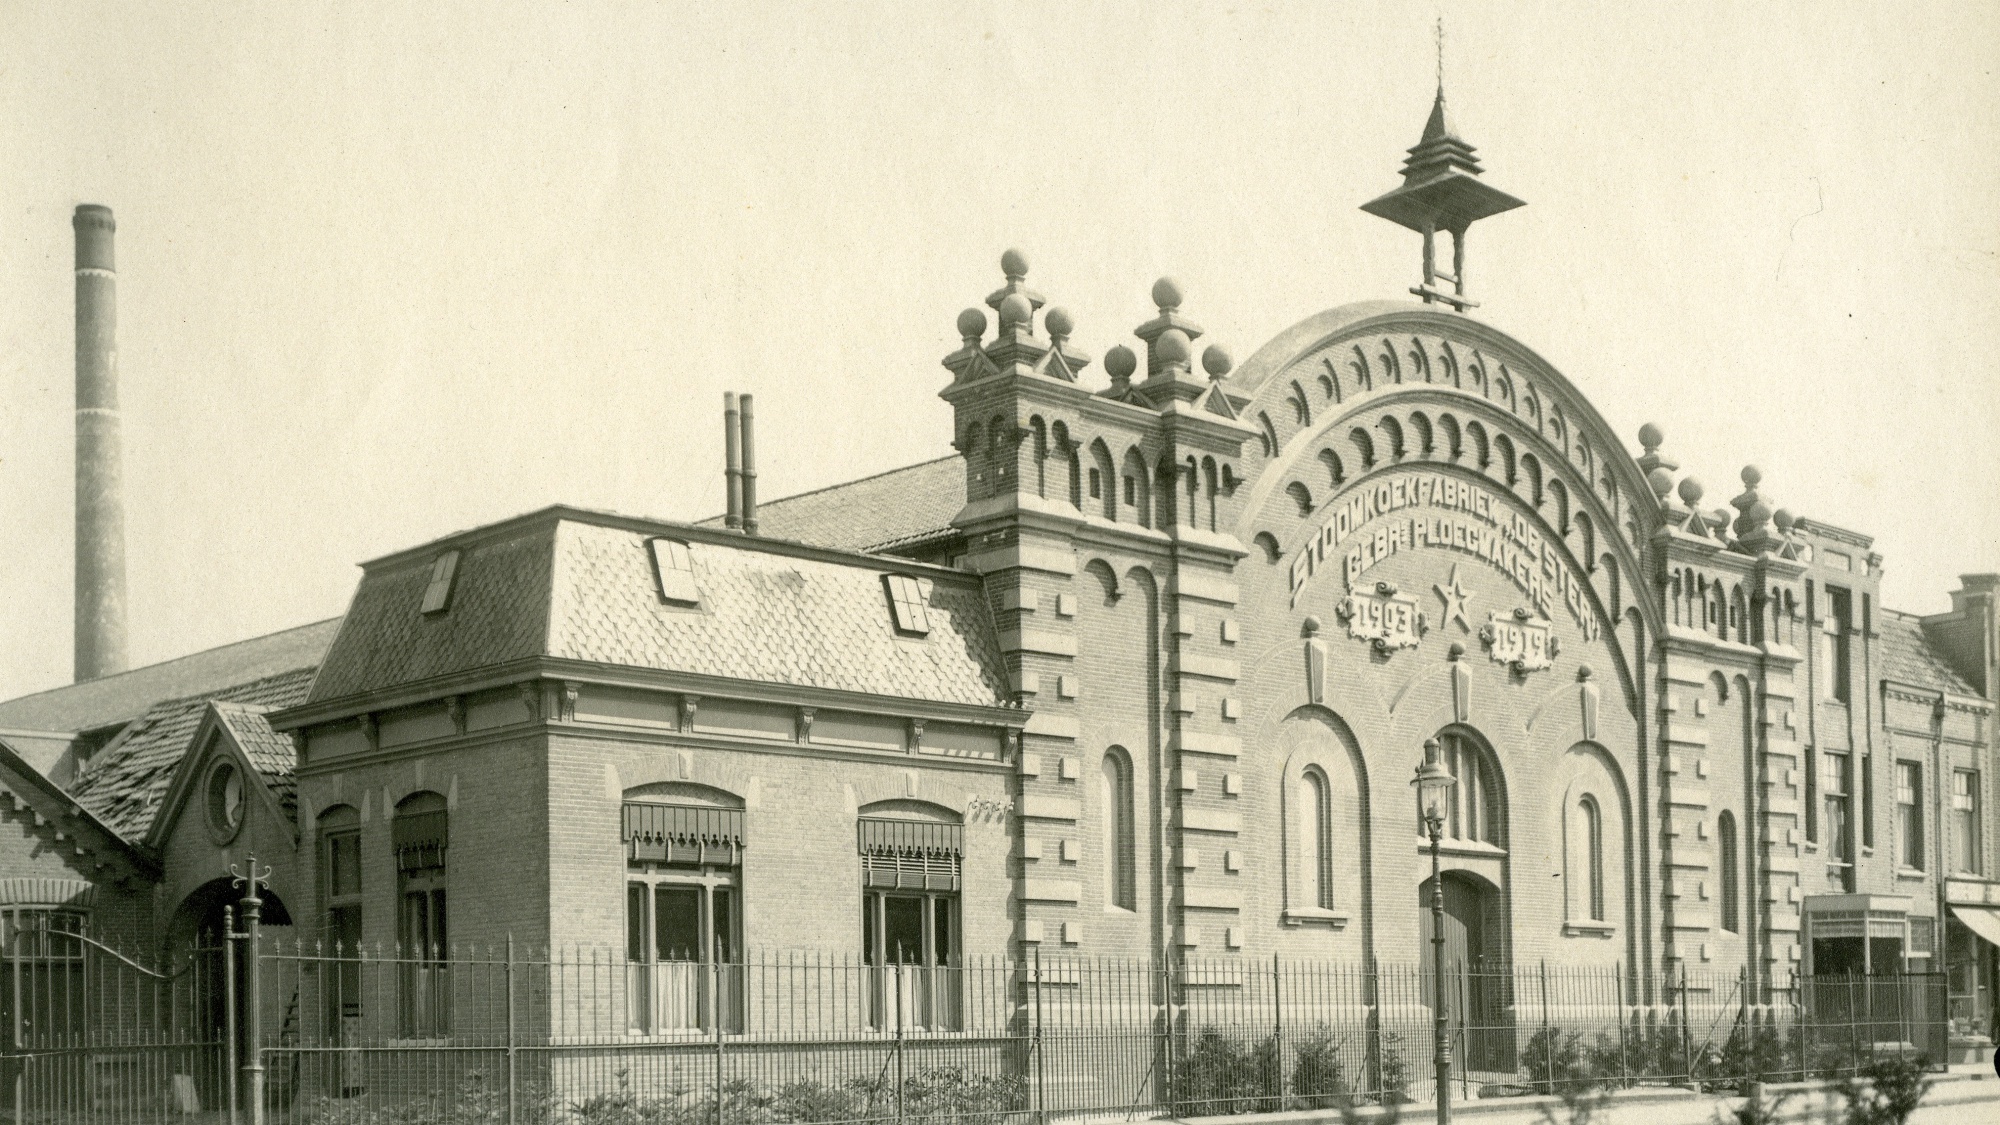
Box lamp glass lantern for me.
[1411,737,1456,830]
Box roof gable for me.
[0,741,157,882]
[146,702,298,851]
[1880,610,1980,698]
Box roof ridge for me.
[0,617,340,712]
[729,454,959,514]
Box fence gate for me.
[3,923,227,1121]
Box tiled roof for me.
[547,522,1009,707]
[69,668,315,843]
[1879,611,1980,698]
[309,513,1012,711]
[0,618,341,735]
[212,702,298,823]
[697,456,966,552]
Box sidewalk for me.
[1173,1066,1999,1125]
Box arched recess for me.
[1554,742,1635,963]
[1099,748,1136,911]
[1028,417,1049,500]
[1121,447,1153,529]
[1050,422,1081,509]
[1285,481,1314,516]
[1089,440,1117,520]
[1251,532,1281,564]
[625,782,744,808]
[1422,725,1507,849]
[858,798,960,824]
[1276,706,1370,934]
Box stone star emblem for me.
[1434,566,1474,633]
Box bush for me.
[1174,1026,1281,1115]
[1376,1033,1412,1106]
[1832,1053,1932,1125]
[1287,1024,1349,1109]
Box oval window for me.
[206,761,245,841]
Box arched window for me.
[1298,768,1332,910]
[1577,795,1605,922]
[1718,811,1740,934]
[393,791,449,1037]
[1101,749,1136,911]
[858,800,963,1031]
[1422,731,1502,846]
[623,783,746,1033]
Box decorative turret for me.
[1731,466,1783,555]
[1133,278,1221,407]
[942,250,1089,384]
[1360,83,1524,312]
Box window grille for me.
[419,551,460,615]
[1908,915,1936,957]
[622,803,745,865]
[648,539,700,605]
[858,818,962,891]
[883,574,931,636]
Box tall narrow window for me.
[1822,587,1852,703]
[1101,749,1135,911]
[1577,795,1605,922]
[622,798,745,1033]
[319,804,364,1092]
[859,810,962,1031]
[1420,732,1500,846]
[393,792,449,1037]
[1298,768,1331,910]
[1896,762,1923,871]
[1717,811,1739,934]
[1955,770,1982,874]
[1823,752,1853,888]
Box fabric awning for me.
[1950,904,2000,947]
[857,818,963,892]
[392,809,448,872]
[622,803,744,865]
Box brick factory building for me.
[3,90,1999,1070]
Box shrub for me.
[1376,1033,1411,1106]
[1832,1053,1931,1125]
[1174,1026,1281,1115]
[1287,1024,1349,1109]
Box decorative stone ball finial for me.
[1044,306,1074,344]
[1152,276,1184,313]
[1202,344,1232,380]
[1000,248,1029,281]
[1748,498,1774,525]
[998,292,1034,332]
[1637,422,1664,453]
[1447,641,1465,662]
[1104,345,1137,389]
[1773,508,1795,534]
[1156,327,1192,367]
[1576,665,1593,682]
[1646,467,1674,501]
[1677,476,1705,507]
[1741,464,1762,488]
[1301,616,1322,639]
[956,307,988,344]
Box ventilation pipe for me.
[723,392,743,529]
[73,204,127,682]
[739,393,758,535]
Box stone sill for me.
[1562,920,1617,938]
[1282,908,1349,929]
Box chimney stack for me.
[739,393,758,535]
[72,204,128,682]
[724,392,743,529]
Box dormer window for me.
[648,539,700,606]
[419,551,460,615]
[883,574,931,636]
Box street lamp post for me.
[1411,738,1457,1125]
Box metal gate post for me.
[505,935,517,1125]
[893,967,906,1125]
[1272,953,1285,1107]
[1031,948,1044,1125]
[1678,962,1693,1086]
[225,906,240,1125]
[231,856,272,1125]
[1539,960,1552,1089]
[10,907,22,1125]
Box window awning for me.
[1950,904,2000,947]
[392,810,448,873]
[623,803,744,865]
[858,818,962,892]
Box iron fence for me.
[4,930,1950,1125]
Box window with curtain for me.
[319,802,365,1068]
[1101,749,1135,911]
[1955,770,1982,874]
[1823,751,1853,885]
[392,792,449,1038]
[1897,762,1923,871]
[1717,811,1739,934]
[621,800,744,1034]
[858,812,962,1032]
[1298,768,1331,910]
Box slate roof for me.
[309,511,1012,711]
[698,456,966,552]
[68,667,315,843]
[1879,610,1980,698]
[212,702,299,823]
[0,618,341,736]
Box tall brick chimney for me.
[72,204,127,681]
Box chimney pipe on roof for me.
[740,393,759,535]
[723,392,743,529]
[72,204,128,682]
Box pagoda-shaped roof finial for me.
[1360,27,1523,313]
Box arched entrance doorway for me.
[1417,871,1514,1073]
[165,878,296,1110]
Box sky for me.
[1,2,1996,703]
